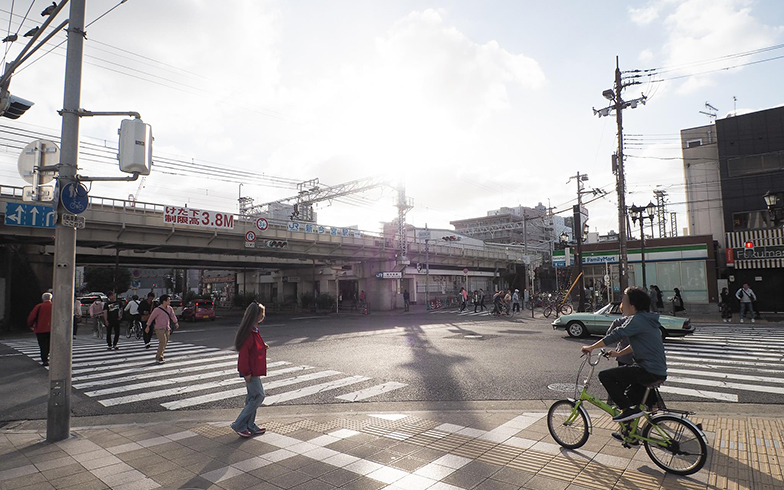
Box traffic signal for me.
[744,241,755,258]
[442,235,460,241]
[0,91,34,119]
[267,240,288,248]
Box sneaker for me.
[145,343,151,349]
[611,431,640,446]
[612,406,643,422]
[42,361,48,367]
[107,346,112,350]
[751,318,755,323]
[113,346,119,350]
[236,430,252,438]
[740,319,744,323]
[252,427,266,436]
[156,359,165,364]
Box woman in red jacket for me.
[231,302,268,438]
[28,292,53,367]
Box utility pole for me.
[425,224,430,310]
[593,56,647,294]
[48,0,86,442]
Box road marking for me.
[668,361,784,374]
[264,375,370,405]
[161,370,342,410]
[666,354,783,368]
[658,386,738,402]
[667,368,784,385]
[336,382,408,401]
[667,376,784,395]
[291,316,321,320]
[72,352,237,379]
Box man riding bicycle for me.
[580,286,667,423]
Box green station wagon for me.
[551,302,694,339]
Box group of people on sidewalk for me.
[720,283,759,323]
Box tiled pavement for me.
[1,405,782,490]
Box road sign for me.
[255,217,269,231]
[17,140,58,184]
[417,230,431,239]
[245,230,257,242]
[245,241,256,248]
[376,271,402,279]
[23,185,55,202]
[61,213,85,229]
[60,182,89,214]
[463,268,469,274]
[4,202,56,228]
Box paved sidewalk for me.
[1,402,782,490]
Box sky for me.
[1,0,783,238]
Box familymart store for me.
[576,235,718,307]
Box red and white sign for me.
[255,217,269,231]
[245,230,256,242]
[164,206,234,229]
[726,248,734,266]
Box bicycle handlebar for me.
[583,348,610,366]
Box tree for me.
[84,266,131,295]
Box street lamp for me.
[630,203,656,289]
[763,191,784,226]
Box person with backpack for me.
[671,288,685,316]
[231,302,268,438]
[735,283,757,323]
[144,294,179,363]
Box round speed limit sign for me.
[255,217,269,231]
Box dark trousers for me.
[513,303,520,312]
[143,321,154,345]
[36,332,51,363]
[73,316,79,336]
[106,322,120,347]
[598,365,665,409]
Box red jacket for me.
[238,329,267,377]
[28,301,53,333]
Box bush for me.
[300,292,316,309]
[183,291,212,304]
[233,292,259,308]
[316,293,335,310]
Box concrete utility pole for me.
[48,0,86,442]
[614,58,629,293]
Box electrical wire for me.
[649,54,784,83]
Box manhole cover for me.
[548,383,582,393]
[464,334,483,339]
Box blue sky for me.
[1,0,783,237]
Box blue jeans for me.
[231,376,265,432]
[739,302,754,320]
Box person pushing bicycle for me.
[580,286,667,423]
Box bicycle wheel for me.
[135,323,142,340]
[547,400,589,449]
[560,303,573,315]
[98,323,104,339]
[126,323,132,338]
[543,306,553,318]
[642,414,707,475]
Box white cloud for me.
[639,49,655,62]
[629,5,660,25]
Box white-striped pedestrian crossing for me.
[428,308,497,317]
[659,324,784,403]
[2,338,408,411]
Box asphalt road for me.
[1,309,781,422]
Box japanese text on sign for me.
[163,206,235,229]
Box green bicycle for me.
[547,349,708,475]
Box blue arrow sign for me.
[61,182,89,214]
[4,202,57,228]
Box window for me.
[727,150,784,177]
[686,139,702,148]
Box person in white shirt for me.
[73,294,82,339]
[735,284,757,323]
[88,297,105,337]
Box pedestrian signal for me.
[267,240,288,248]
[743,241,754,258]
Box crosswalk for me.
[2,338,408,411]
[659,324,784,403]
[428,308,495,317]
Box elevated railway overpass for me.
[0,185,531,318]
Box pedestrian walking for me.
[27,293,53,367]
[478,288,486,311]
[512,289,521,313]
[88,295,104,337]
[719,287,732,323]
[671,288,686,316]
[503,290,512,315]
[144,294,179,363]
[654,285,664,311]
[73,294,82,338]
[403,290,410,312]
[103,292,123,350]
[231,302,268,438]
[735,283,757,323]
[138,292,157,349]
[649,286,659,313]
[459,287,468,312]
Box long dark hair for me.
[234,302,263,350]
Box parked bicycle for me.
[547,349,707,475]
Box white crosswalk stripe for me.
[2,337,407,410]
[428,309,500,317]
[661,324,784,403]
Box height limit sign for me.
[245,230,257,248]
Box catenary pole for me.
[615,56,629,292]
[48,0,86,442]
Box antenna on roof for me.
[698,101,717,122]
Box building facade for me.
[681,124,725,249]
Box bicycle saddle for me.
[642,379,665,388]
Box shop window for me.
[680,262,708,303]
